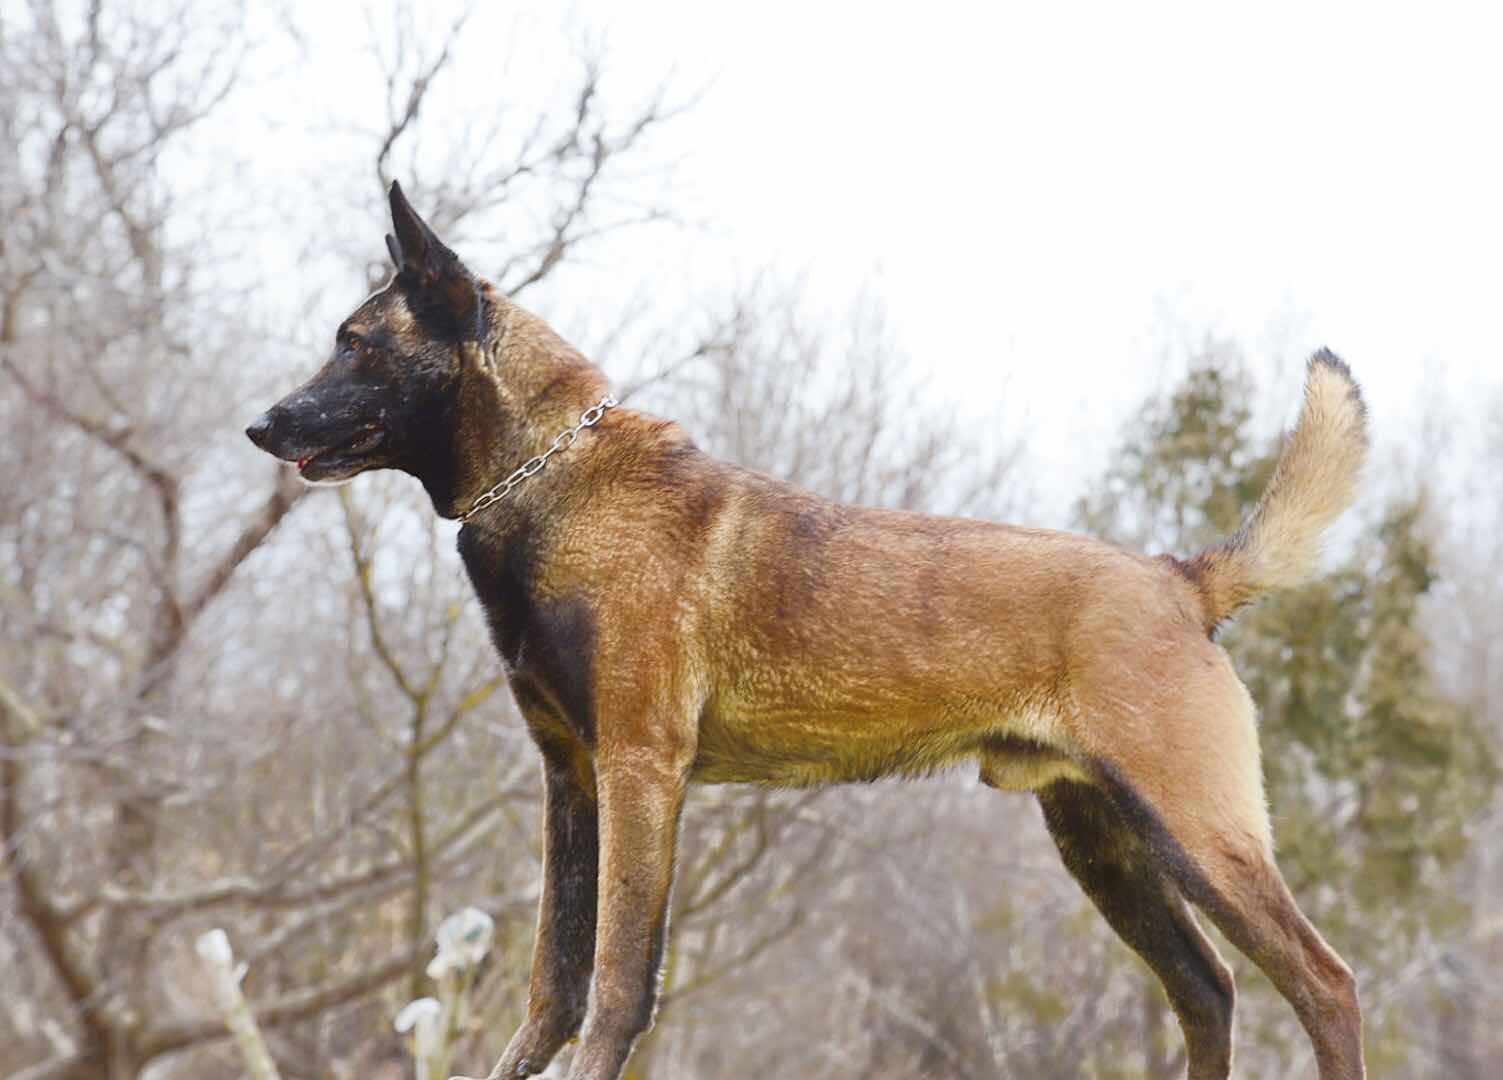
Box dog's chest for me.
[457,526,597,743]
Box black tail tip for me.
[1308,347,1367,420]
[1309,347,1351,378]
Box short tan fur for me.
[247,184,1370,1080]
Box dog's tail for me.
[1182,349,1368,633]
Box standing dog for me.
[248,183,1368,1080]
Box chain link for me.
[459,394,618,522]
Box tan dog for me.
[247,182,1368,1080]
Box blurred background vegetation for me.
[2,2,1499,1077]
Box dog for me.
[247,182,1368,1080]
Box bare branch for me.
[180,470,311,628]
[139,941,430,1061]
[5,1051,95,1080]
[2,690,112,1065]
[340,490,421,701]
[373,6,473,189]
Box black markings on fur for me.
[1091,760,1219,908]
[387,181,485,341]
[981,732,1059,760]
[661,445,728,533]
[404,404,463,511]
[254,278,475,500]
[769,499,843,621]
[1154,554,1231,641]
[458,526,598,744]
[1308,347,1368,419]
[532,733,600,1041]
[1040,777,1235,1076]
[790,506,836,543]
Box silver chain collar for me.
[458,394,618,523]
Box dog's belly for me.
[690,689,1085,790]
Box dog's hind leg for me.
[1153,814,1364,1080]
[1038,779,1236,1079]
[1076,661,1365,1079]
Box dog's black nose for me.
[245,411,275,449]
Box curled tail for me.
[1184,349,1368,632]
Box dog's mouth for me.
[294,424,387,482]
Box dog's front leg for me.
[478,736,599,1080]
[565,739,692,1080]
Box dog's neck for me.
[425,299,613,523]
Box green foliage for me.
[1235,499,1496,944]
[1076,345,1497,1067]
[988,971,1072,1025]
[1076,345,1266,552]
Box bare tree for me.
[0,3,304,1074]
[0,2,695,1076]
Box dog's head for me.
[246,181,487,487]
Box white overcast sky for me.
[245,0,1502,516]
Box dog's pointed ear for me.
[387,180,484,340]
[388,180,445,273]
